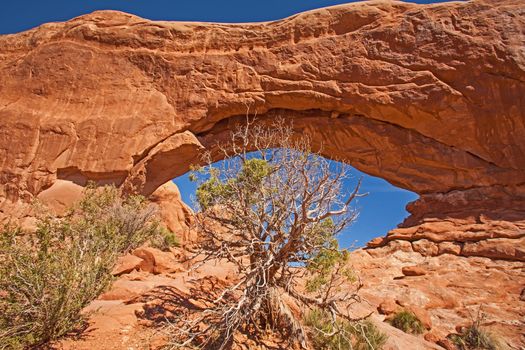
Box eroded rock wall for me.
[0,0,524,258]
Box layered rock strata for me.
[0,0,524,258]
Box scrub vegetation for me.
[166,120,383,349]
[0,185,162,349]
[304,308,387,350]
[448,309,505,350]
[388,310,424,335]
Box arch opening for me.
[171,157,419,248]
[131,111,524,256]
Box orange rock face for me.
[1,3,523,348]
[352,247,525,349]
[0,2,524,254]
[148,182,196,244]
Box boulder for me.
[112,254,144,276]
[412,239,439,257]
[378,299,400,316]
[132,247,185,274]
[149,182,196,245]
[424,331,440,344]
[401,266,428,277]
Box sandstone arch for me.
[0,0,524,258]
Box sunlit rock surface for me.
[1,1,524,348]
[2,0,523,259]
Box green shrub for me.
[448,323,504,350]
[150,227,180,251]
[388,310,424,335]
[0,185,161,349]
[304,308,387,350]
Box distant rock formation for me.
[0,0,524,259]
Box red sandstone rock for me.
[462,237,525,261]
[455,324,470,334]
[132,247,185,274]
[0,1,524,255]
[423,332,440,344]
[367,236,384,248]
[402,265,427,277]
[388,217,525,245]
[378,299,400,315]
[98,280,151,301]
[351,247,524,348]
[112,254,144,276]
[36,179,84,215]
[149,182,196,245]
[412,239,439,257]
[438,242,462,256]
[367,239,413,257]
[369,217,525,261]
[437,338,457,350]
[408,306,433,330]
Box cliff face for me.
[0,0,524,257]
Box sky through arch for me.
[173,162,418,249]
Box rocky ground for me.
[24,181,518,350]
[355,244,525,349]
[52,240,524,350]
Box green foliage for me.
[448,324,504,350]
[150,227,180,251]
[236,158,272,187]
[305,219,355,293]
[196,176,231,210]
[388,310,424,335]
[194,158,273,210]
[304,308,387,350]
[75,184,159,253]
[0,185,160,349]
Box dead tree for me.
[168,119,366,349]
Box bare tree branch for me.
[166,118,367,349]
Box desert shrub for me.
[388,310,424,335]
[0,185,161,349]
[304,308,387,350]
[304,224,356,294]
[150,227,180,251]
[167,120,365,349]
[448,328,501,350]
[448,311,505,350]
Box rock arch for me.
[0,0,524,258]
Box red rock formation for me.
[367,186,525,261]
[352,246,525,349]
[148,182,196,244]
[0,0,524,258]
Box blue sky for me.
[0,0,442,246]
